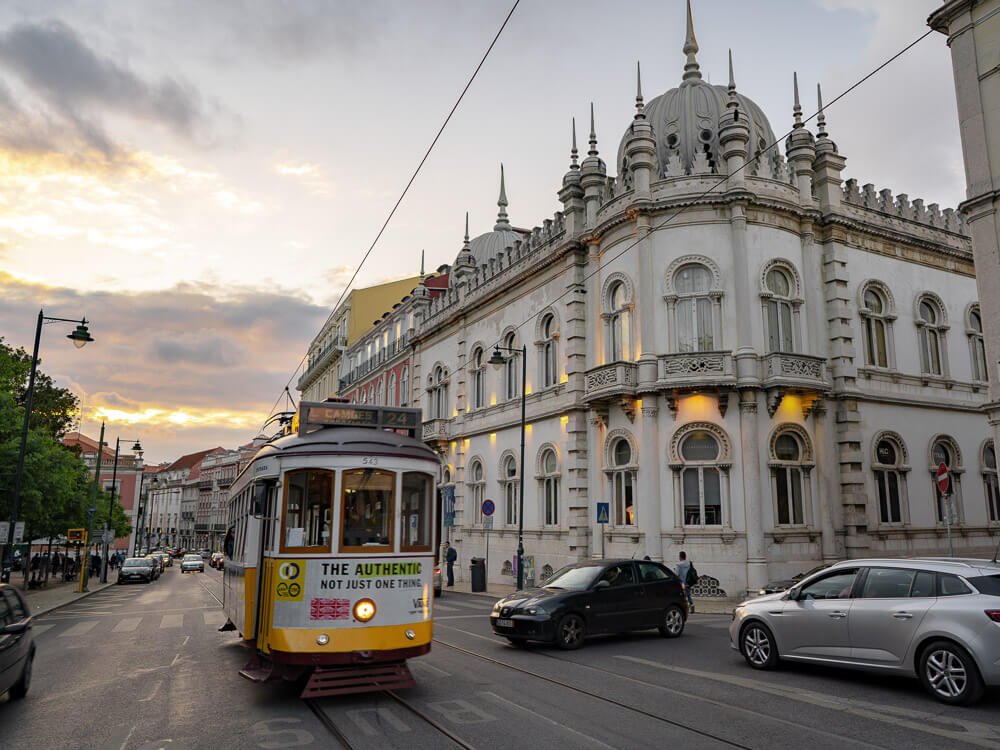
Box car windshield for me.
[183,555,201,561]
[543,565,604,591]
[123,559,148,567]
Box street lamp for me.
[4,308,92,584]
[133,472,149,557]
[488,342,527,590]
[100,436,142,583]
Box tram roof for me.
[255,426,439,462]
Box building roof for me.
[165,446,225,472]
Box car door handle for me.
[892,612,914,619]
[828,611,847,619]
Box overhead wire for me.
[257,0,522,433]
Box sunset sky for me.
[0,0,963,464]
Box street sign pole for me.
[482,499,495,594]
[945,494,954,557]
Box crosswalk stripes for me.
[438,598,489,610]
[202,611,225,626]
[159,614,183,629]
[112,617,142,633]
[60,621,98,637]
[31,624,54,637]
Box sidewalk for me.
[9,575,115,617]
[441,578,741,615]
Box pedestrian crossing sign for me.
[596,502,610,524]
[67,528,86,541]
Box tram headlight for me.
[316,634,330,645]
[354,598,377,622]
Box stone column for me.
[587,409,607,559]
[810,402,839,561]
[739,391,767,591]
[639,398,663,561]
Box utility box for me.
[470,557,486,592]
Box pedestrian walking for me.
[677,550,697,613]
[444,542,457,587]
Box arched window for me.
[917,296,947,376]
[539,314,558,388]
[674,264,715,352]
[539,448,559,526]
[931,437,962,523]
[367,385,374,403]
[681,431,723,526]
[969,306,988,382]
[375,378,384,406]
[429,365,449,419]
[400,367,409,406]
[764,266,796,352]
[873,435,907,524]
[608,281,632,361]
[503,332,519,401]
[468,459,485,523]
[860,284,894,369]
[387,373,397,407]
[770,431,812,526]
[610,437,636,526]
[502,455,518,525]
[470,347,485,409]
[983,442,999,523]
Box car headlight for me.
[523,605,548,616]
[492,602,503,613]
[758,589,767,596]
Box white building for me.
[314,6,996,597]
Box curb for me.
[27,581,113,618]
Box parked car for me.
[180,554,205,573]
[199,549,211,560]
[117,557,155,584]
[209,552,224,569]
[433,565,442,597]
[0,584,33,701]
[731,557,1000,705]
[756,563,831,596]
[490,559,686,649]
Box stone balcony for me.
[422,418,453,449]
[583,361,638,401]
[760,352,828,390]
[658,351,736,389]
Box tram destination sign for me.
[297,402,422,436]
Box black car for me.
[0,584,34,700]
[490,559,687,649]
[118,557,155,584]
[756,563,830,596]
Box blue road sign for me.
[482,499,495,517]
[596,502,610,524]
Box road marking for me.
[434,622,501,645]
[410,661,451,677]
[434,614,487,620]
[113,617,142,633]
[182,636,190,646]
[481,691,618,749]
[160,614,183,629]
[31,624,54,636]
[202,610,225,626]
[171,652,183,666]
[59,620,98,637]
[438,598,488,610]
[434,604,460,612]
[138,681,162,702]
[117,723,137,750]
[615,656,1000,748]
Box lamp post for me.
[100,436,142,583]
[4,308,93,586]
[79,421,104,594]
[488,343,527,590]
[133,472,149,557]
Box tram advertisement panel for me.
[273,557,431,628]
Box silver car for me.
[730,558,1000,705]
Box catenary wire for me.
[258,0,521,432]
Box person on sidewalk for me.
[677,550,697,613]
[444,542,457,587]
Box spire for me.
[792,72,803,128]
[727,49,739,111]
[570,117,579,170]
[463,212,470,250]
[635,61,645,116]
[588,102,598,157]
[816,82,828,139]
[682,0,702,83]
[494,164,511,230]
[420,248,425,276]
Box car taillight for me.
[434,567,441,575]
[985,610,1000,623]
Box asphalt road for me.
[3,566,1000,749]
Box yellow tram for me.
[221,401,439,697]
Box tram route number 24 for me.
[361,456,378,466]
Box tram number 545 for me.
[361,456,378,466]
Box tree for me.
[0,337,80,439]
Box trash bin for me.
[470,557,486,592]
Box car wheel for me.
[919,640,985,705]
[507,637,529,649]
[555,613,586,650]
[740,621,779,670]
[9,648,33,700]
[658,604,686,638]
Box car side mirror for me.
[787,586,800,601]
[1,621,29,635]
[593,580,610,590]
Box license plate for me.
[495,618,514,628]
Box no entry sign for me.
[482,499,495,517]
[936,463,951,494]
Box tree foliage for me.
[0,337,80,439]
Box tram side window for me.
[341,469,394,551]
[401,472,433,551]
[284,470,334,551]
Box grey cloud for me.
[153,331,245,368]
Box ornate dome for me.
[616,2,777,179]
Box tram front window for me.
[341,469,394,551]
[283,470,333,551]
[401,472,433,551]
